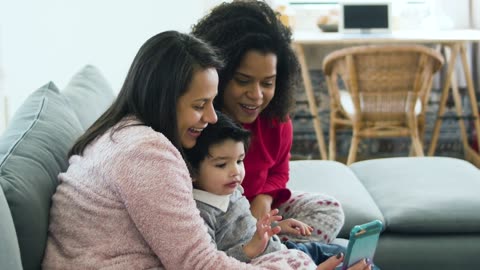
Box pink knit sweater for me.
[42,119,317,270]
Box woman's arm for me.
[249,194,273,220]
[249,119,294,219]
[262,119,293,198]
[109,135,255,269]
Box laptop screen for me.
[341,3,391,33]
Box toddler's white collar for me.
[192,186,244,212]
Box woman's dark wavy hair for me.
[191,0,301,122]
[184,111,251,178]
[69,31,223,157]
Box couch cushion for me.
[375,233,480,270]
[0,186,22,270]
[350,157,480,233]
[0,82,84,270]
[288,160,385,238]
[62,65,115,130]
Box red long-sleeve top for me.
[242,115,292,208]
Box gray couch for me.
[1,65,480,270]
[288,158,480,270]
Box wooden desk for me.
[293,29,480,163]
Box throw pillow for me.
[62,65,116,130]
[0,82,84,270]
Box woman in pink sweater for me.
[42,31,367,269]
[192,1,345,245]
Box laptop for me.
[340,2,392,34]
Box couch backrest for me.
[0,65,115,270]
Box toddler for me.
[184,111,345,263]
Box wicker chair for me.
[323,45,444,164]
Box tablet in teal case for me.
[341,220,383,270]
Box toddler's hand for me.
[278,218,313,236]
[243,209,282,258]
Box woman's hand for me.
[249,194,273,220]
[316,253,372,270]
[243,209,282,259]
[278,218,313,236]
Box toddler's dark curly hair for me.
[184,111,251,178]
[192,0,301,121]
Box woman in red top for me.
[192,0,345,244]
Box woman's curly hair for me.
[191,0,301,121]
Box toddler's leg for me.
[277,191,345,243]
[283,240,346,265]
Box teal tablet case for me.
[342,220,383,270]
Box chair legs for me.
[344,131,424,164]
[409,134,425,156]
[408,114,425,156]
[338,115,425,164]
[347,134,360,165]
[329,122,337,161]
[410,130,425,156]
[411,137,425,156]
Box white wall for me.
[432,0,470,29]
[474,0,480,97]
[0,0,476,132]
[475,0,480,28]
[0,0,221,128]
